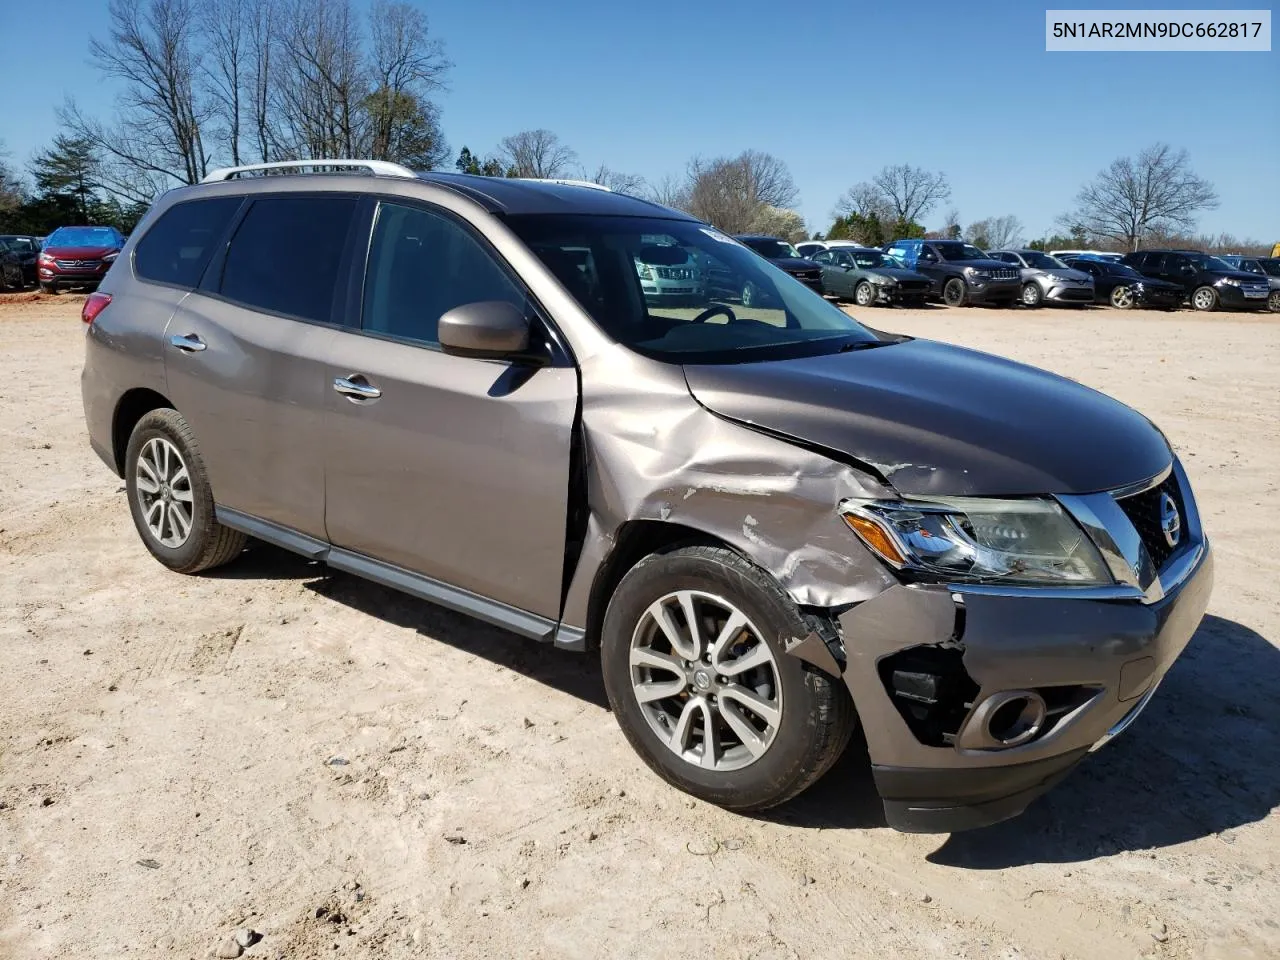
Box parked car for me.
[81,159,1212,833]
[795,239,864,259]
[1218,255,1280,311]
[1049,249,1123,263]
[0,235,41,290]
[732,234,824,302]
[883,238,1022,307]
[634,241,705,306]
[1062,257,1184,310]
[1120,249,1271,312]
[37,225,126,293]
[989,249,1095,308]
[810,246,932,307]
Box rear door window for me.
[134,197,243,288]
[218,195,357,323]
[361,202,524,346]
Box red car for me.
[37,225,126,293]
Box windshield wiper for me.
[837,339,893,353]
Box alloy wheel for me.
[1192,288,1216,311]
[1269,290,1280,312]
[855,283,874,306]
[629,590,782,772]
[134,436,194,548]
[1110,286,1134,309]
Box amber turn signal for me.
[842,512,907,566]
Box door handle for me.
[169,333,206,352]
[333,375,382,401]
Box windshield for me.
[505,214,879,363]
[933,242,988,261]
[1187,254,1234,272]
[1110,263,1143,278]
[849,250,894,269]
[47,226,121,248]
[741,238,801,260]
[1021,252,1068,270]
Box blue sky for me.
[2,0,1277,241]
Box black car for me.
[1063,257,1184,310]
[1219,255,1280,312]
[1120,249,1271,312]
[0,235,41,290]
[811,246,932,307]
[733,234,824,303]
[882,239,1022,307]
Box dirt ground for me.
[0,294,1277,960]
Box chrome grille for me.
[656,267,693,280]
[55,259,101,270]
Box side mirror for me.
[438,300,531,360]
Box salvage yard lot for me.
[0,296,1277,960]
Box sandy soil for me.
[0,295,1277,960]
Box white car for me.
[795,239,865,259]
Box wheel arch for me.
[112,387,175,475]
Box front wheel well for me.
[112,388,174,475]
[583,520,732,650]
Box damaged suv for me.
[82,161,1212,833]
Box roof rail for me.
[201,159,416,183]
[515,177,612,192]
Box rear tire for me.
[942,277,967,307]
[124,409,246,574]
[601,544,855,811]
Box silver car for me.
[79,160,1212,833]
[990,249,1095,308]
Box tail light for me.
[82,291,113,324]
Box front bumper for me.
[1043,282,1095,303]
[1217,284,1272,310]
[964,279,1021,303]
[837,530,1213,833]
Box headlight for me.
[635,263,653,280]
[1219,277,1240,286]
[1045,273,1070,283]
[871,275,896,285]
[103,252,119,262]
[840,496,1112,586]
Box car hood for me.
[943,258,1015,272]
[42,245,119,259]
[1220,270,1270,283]
[769,257,822,273]
[864,267,931,283]
[683,338,1171,497]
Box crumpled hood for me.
[683,338,1172,497]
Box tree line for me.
[0,0,1261,253]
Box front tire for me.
[601,544,855,811]
[942,277,967,307]
[1269,290,1280,312]
[1020,282,1043,308]
[1109,285,1135,309]
[854,281,876,307]
[1191,285,1218,312]
[125,409,246,574]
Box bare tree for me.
[0,140,22,216]
[275,0,366,159]
[203,0,248,166]
[838,164,950,228]
[583,163,645,194]
[69,0,211,188]
[748,205,807,242]
[966,214,1023,250]
[365,0,451,167]
[498,130,577,178]
[246,0,279,162]
[684,150,799,233]
[1062,143,1218,252]
[645,173,691,211]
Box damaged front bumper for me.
[836,540,1213,833]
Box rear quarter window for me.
[134,197,243,288]
[218,195,357,324]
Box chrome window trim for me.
[1108,462,1172,500]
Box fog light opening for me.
[985,692,1047,747]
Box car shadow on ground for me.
[299,560,611,711]
[927,614,1279,867]
[217,544,1277,858]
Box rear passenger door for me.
[321,199,578,621]
[163,193,363,540]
